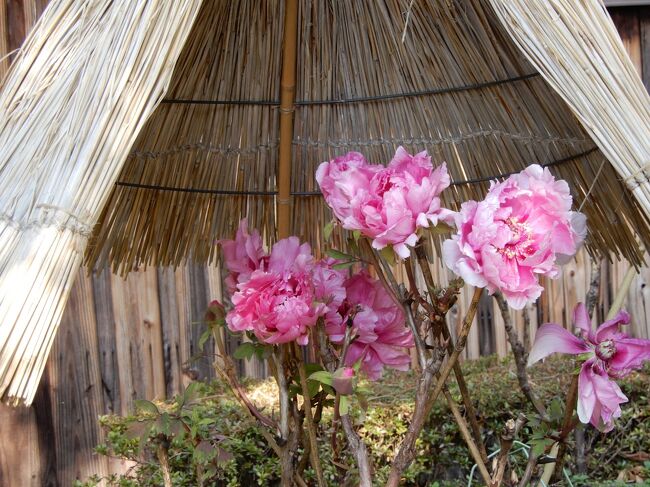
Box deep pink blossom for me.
[528,303,650,431]
[219,219,268,294]
[316,147,453,259]
[442,165,586,309]
[326,272,414,380]
[226,237,323,345]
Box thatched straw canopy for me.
[1,0,649,405]
[87,0,650,275]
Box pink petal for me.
[588,369,628,431]
[577,362,628,432]
[573,303,593,340]
[527,323,590,366]
[577,363,596,425]
[609,337,650,373]
[595,310,631,341]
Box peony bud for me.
[332,367,356,395]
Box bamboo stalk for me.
[277,0,298,239]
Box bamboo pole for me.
[277,0,298,239]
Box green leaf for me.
[138,423,154,455]
[305,363,324,375]
[356,392,368,411]
[253,343,272,360]
[339,395,350,416]
[326,249,357,261]
[182,382,202,406]
[352,230,362,242]
[380,246,396,266]
[531,437,554,457]
[548,397,564,423]
[198,329,212,351]
[332,261,356,270]
[307,380,320,399]
[233,342,256,360]
[155,412,172,436]
[308,370,334,386]
[135,399,159,416]
[324,221,335,241]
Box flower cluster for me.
[220,220,414,379]
[442,165,586,309]
[316,147,453,258]
[528,303,650,431]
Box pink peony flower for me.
[316,147,453,259]
[219,219,268,294]
[325,272,414,380]
[442,165,586,309]
[226,237,323,345]
[528,303,650,431]
[311,258,347,314]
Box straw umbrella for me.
[1,0,649,410]
[0,0,203,405]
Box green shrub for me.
[81,356,650,486]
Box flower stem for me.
[444,387,492,485]
[424,286,483,425]
[493,291,549,421]
[413,245,488,463]
[551,373,579,483]
[294,343,326,487]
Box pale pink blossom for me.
[528,303,650,431]
[442,165,586,309]
[326,272,414,380]
[219,219,268,294]
[316,147,453,259]
[226,237,322,345]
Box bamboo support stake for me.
[607,264,636,320]
[294,343,326,487]
[277,0,298,239]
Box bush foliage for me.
[78,356,650,486]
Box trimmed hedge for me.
[78,356,650,486]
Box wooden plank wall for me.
[1,3,649,486]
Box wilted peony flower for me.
[326,272,414,380]
[226,237,323,346]
[442,165,586,309]
[316,147,453,259]
[528,303,650,431]
[205,299,226,323]
[219,219,268,294]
